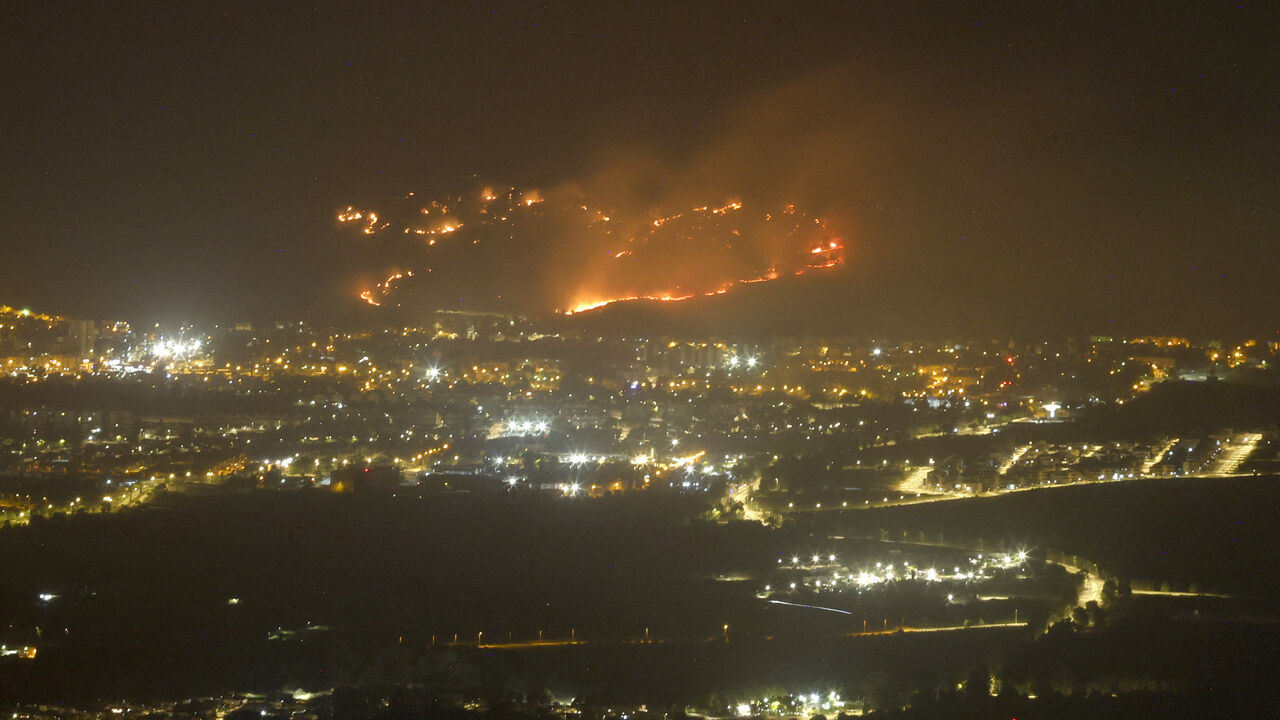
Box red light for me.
[363,468,370,473]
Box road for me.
[1131,589,1232,599]
[1053,559,1105,610]
[774,468,1268,519]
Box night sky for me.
[3,2,1277,336]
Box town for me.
[2,304,1275,527]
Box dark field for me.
[3,475,1280,705]
[0,489,1067,703]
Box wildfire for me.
[340,182,846,314]
[564,203,843,314]
[565,293,697,315]
[360,271,413,308]
[562,257,837,316]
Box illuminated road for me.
[1132,589,1232,599]
[730,475,767,524]
[1141,438,1179,474]
[460,621,1034,651]
[775,468,1269,518]
[996,444,1031,477]
[768,599,852,615]
[896,467,935,495]
[869,621,1027,634]
[1212,433,1261,475]
[475,640,586,649]
[1054,560,1104,611]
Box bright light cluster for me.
[737,691,845,717]
[505,418,550,436]
[151,338,202,360]
[770,549,1031,595]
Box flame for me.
[561,258,837,315]
[339,183,846,313]
[359,270,413,308]
[564,202,844,313]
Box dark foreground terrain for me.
[1,478,1279,714]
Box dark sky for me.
[3,1,1277,336]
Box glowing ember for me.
[338,182,846,312]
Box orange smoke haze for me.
[333,70,890,316]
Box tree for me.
[1116,577,1133,599]
[1071,606,1091,627]
[1101,578,1118,605]
[965,663,991,699]
[861,671,901,712]
[1085,600,1106,627]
